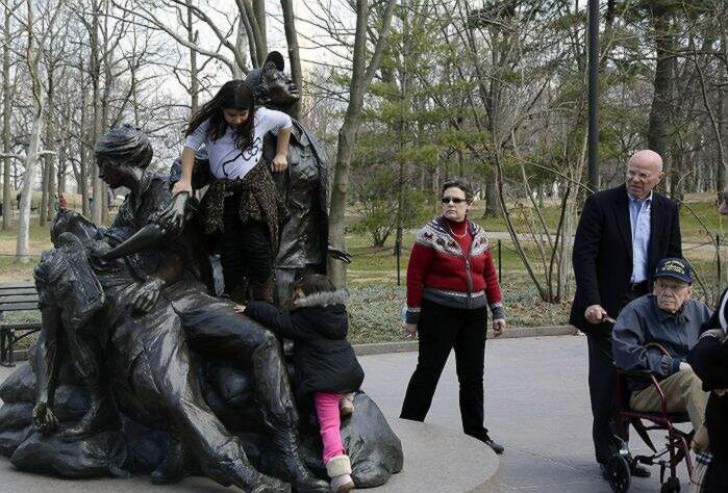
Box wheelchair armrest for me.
[617,369,669,415]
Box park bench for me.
[0,281,41,367]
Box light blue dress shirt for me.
[628,192,652,283]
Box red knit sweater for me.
[406,217,503,320]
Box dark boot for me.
[205,458,290,493]
[229,281,249,304]
[62,393,118,441]
[150,436,192,485]
[251,277,274,303]
[270,429,328,493]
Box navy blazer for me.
[569,184,682,336]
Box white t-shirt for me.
[184,106,293,180]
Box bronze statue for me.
[0,92,401,491]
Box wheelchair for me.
[603,370,694,493]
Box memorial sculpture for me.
[0,59,403,491]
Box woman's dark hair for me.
[186,79,257,152]
[441,178,474,204]
[290,274,336,298]
[94,124,153,169]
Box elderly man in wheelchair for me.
[610,257,712,493]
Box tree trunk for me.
[2,5,12,230]
[280,0,302,120]
[647,11,673,193]
[328,0,396,287]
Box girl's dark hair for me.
[290,274,336,298]
[186,80,257,152]
[441,178,474,204]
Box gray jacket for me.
[612,294,712,390]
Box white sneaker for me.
[340,393,355,417]
[326,455,354,492]
[330,473,354,493]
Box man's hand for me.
[584,304,607,324]
[157,192,190,235]
[271,153,288,173]
[234,304,246,314]
[402,322,417,339]
[714,388,728,397]
[33,401,59,434]
[492,319,506,337]
[679,361,692,371]
[130,277,164,314]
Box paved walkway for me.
[0,335,694,492]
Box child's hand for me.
[234,304,246,314]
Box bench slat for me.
[0,294,39,304]
[0,281,35,290]
[0,302,39,312]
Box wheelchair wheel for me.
[660,477,680,493]
[605,454,631,493]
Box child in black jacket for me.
[240,274,364,493]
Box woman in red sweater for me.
[400,178,506,454]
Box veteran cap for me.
[653,257,693,284]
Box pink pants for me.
[313,391,346,464]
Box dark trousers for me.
[400,299,490,440]
[588,284,647,464]
[587,332,618,464]
[220,197,273,295]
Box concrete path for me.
[0,335,695,492]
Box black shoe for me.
[629,463,651,478]
[483,436,504,455]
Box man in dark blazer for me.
[570,149,682,478]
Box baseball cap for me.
[654,257,693,284]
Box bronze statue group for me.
[0,54,402,493]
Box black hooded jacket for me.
[245,290,364,396]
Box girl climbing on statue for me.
[172,79,292,303]
[237,273,364,493]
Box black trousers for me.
[400,299,490,441]
[220,196,273,295]
[588,283,648,464]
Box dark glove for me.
[130,277,164,314]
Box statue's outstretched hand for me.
[328,245,353,264]
[157,192,189,235]
[33,401,59,434]
[130,277,164,314]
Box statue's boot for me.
[251,277,275,303]
[205,459,291,493]
[271,430,329,493]
[62,393,118,441]
[150,436,192,485]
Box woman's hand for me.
[271,153,288,173]
[172,179,192,197]
[234,304,246,314]
[715,388,728,397]
[402,322,418,339]
[492,319,506,337]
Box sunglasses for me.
[441,197,467,204]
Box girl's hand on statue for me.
[271,153,288,173]
[172,179,192,196]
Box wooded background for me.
[2,0,727,296]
